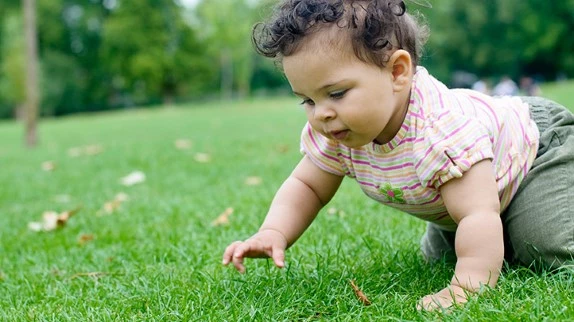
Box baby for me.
[222,0,574,310]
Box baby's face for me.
[282,30,409,148]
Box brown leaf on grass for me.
[28,207,81,232]
[58,207,81,222]
[244,176,262,186]
[212,207,233,226]
[103,200,121,214]
[349,279,372,306]
[174,139,193,150]
[98,193,129,216]
[194,153,211,163]
[41,161,56,172]
[78,233,95,245]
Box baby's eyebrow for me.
[292,80,349,96]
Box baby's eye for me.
[330,90,347,100]
[300,98,315,106]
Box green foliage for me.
[1,0,574,118]
[101,0,211,105]
[194,0,261,98]
[35,0,112,115]
[40,50,84,116]
[0,12,25,117]
[422,0,574,83]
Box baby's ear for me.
[388,50,413,92]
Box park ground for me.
[0,82,573,320]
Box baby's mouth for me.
[330,129,349,140]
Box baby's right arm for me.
[222,155,343,273]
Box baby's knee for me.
[420,226,457,263]
[509,230,574,269]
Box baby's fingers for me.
[231,242,260,273]
[222,241,243,266]
[271,245,285,268]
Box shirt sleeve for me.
[300,123,347,177]
[414,110,494,189]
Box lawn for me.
[0,91,573,321]
[540,80,574,108]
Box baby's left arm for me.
[419,159,504,310]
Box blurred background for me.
[0,0,573,119]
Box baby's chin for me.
[335,139,368,149]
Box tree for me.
[23,0,39,147]
[37,0,114,115]
[101,0,210,106]
[195,0,259,99]
[422,0,574,83]
[0,12,25,119]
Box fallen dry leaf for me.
[194,153,211,163]
[245,176,262,186]
[120,171,145,186]
[174,139,193,150]
[212,207,234,226]
[28,207,81,232]
[41,161,56,172]
[349,279,372,306]
[98,192,129,215]
[104,199,121,214]
[78,233,95,245]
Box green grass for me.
[540,80,574,108]
[1,91,573,321]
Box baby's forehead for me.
[295,24,354,56]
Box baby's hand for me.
[222,229,288,273]
[417,285,469,311]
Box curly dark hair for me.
[252,0,428,68]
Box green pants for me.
[421,97,574,269]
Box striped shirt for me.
[300,67,540,231]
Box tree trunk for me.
[23,0,39,147]
[220,48,233,101]
[162,93,174,106]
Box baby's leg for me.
[503,98,574,269]
[420,223,457,263]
